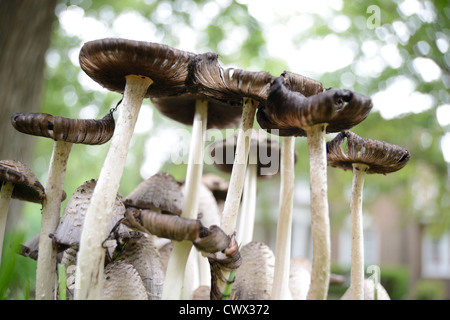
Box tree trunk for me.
[0,0,57,228]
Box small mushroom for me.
[209,129,285,246]
[76,38,194,299]
[0,160,45,265]
[51,179,132,254]
[116,235,166,300]
[341,278,391,300]
[102,260,148,300]
[327,131,410,299]
[257,76,373,300]
[123,172,183,216]
[10,111,115,299]
[230,241,275,300]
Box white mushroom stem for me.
[216,97,258,297]
[74,74,153,300]
[237,161,257,246]
[221,98,258,234]
[306,123,331,300]
[162,99,208,300]
[0,181,14,266]
[271,135,295,300]
[36,140,73,300]
[349,162,369,300]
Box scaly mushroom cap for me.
[186,52,274,107]
[117,235,165,300]
[257,77,373,137]
[326,131,411,175]
[0,160,46,204]
[11,112,115,145]
[208,129,292,179]
[79,38,195,98]
[231,241,275,300]
[341,278,391,300]
[123,172,183,215]
[102,260,148,300]
[52,179,131,250]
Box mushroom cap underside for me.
[79,38,195,98]
[326,131,411,174]
[150,94,242,129]
[0,160,45,203]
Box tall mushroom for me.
[209,129,284,245]
[0,160,45,266]
[188,64,274,298]
[257,77,373,300]
[327,131,410,299]
[75,38,195,299]
[10,111,114,299]
[257,71,323,300]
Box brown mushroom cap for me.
[0,160,46,204]
[186,52,275,107]
[151,52,243,129]
[79,38,195,98]
[281,71,324,97]
[52,179,131,250]
[10,112,115,145]
[123,173,183,215]
[257,77,373,137]
[326,131,410,175]
[208,129,293,179]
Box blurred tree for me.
[0,0,58,228]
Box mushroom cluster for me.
[6,37,410,300]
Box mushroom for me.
[102,260,148,300]
[0,160,45,265]
[10,111,115,300]
[75,38,194,299]
[123,172,183,216]
[209,129,284,245]
[255,71,322,300]
[115,235,166,300]
[186,65,274,298]
[51,179,132,254]
[341,278,391,300]
[230,241,275,300]
[257,76,373,300]
[327,131,410,299]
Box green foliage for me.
[0,231,36,300]
[410,279,447,300]
[377,265,410,300]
